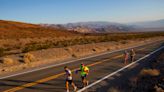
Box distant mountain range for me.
[1,19,164,34]
[130,19,164,28]
[42,21,134,33]
[42,19,164,33]
[61,21,133,33]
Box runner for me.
[124,50,129,64]
[76,63,89,87]
[64,66,77,92]
[130,49,136,62]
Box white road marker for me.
[77,46,164,92]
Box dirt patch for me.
[129,53,164,92]
[126,52,164,92]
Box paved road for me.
[0,41,163,92]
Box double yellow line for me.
[4,54,123,92]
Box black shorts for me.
[66,79,73,84]
[81,74,87,80]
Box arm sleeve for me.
[68,70,72,75]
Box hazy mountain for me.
[130,19,164,28]
[41,19,164,33]
[62,21,132,33]
[63,21,120,28]
[1,19,163,37]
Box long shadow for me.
[91,48,163,92]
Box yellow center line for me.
[4,54,122,92]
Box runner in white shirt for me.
[64,66,77,92]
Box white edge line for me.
[77,46,164,92]
[0,40,162,79]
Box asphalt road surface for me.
[0,41,163,92]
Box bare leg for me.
[124,58,127,64]
[71,82,77,91]
[82,78,85,87]
[71,82,76,88]
[132,56,134,62]
[86,80,89,86]
[83,78,89,87]
[84,79,87,87]
[66,81,69,92]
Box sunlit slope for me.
[0,20,78,39]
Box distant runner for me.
[124,50,129,64]
[130,49,136,62]
[64,66,77,92]
[76,63,89,87]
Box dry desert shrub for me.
[92,47,101,52]
[72,54,77,58]
[120,40,128,44]
[2,57,14,65]
[92,48,97,52]
[65,47,73,53]
[140,69,160,76]
[0,47,5,57]
[23,53,35,63]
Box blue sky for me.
[0,0,164,24]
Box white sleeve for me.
[68,70,72,75]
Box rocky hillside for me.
[0,20,79,39]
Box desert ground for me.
[0,20,164,75]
